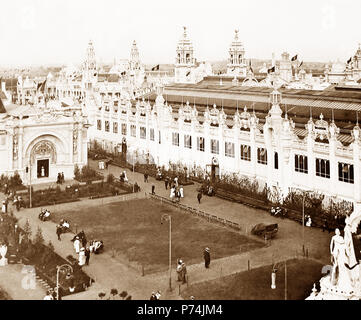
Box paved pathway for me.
[0,160,333,299]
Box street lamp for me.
[302,192,305,255]
[28,159,32,208]
[161,214,172,291]
[301,190,312,255]
[56,264,73,300]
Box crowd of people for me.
[71,230,104,267]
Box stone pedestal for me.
[307,275,361,300]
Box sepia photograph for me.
[0,0,361,311]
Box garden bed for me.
[21,181,131,208]
[214,188,344,231]
[0,215,93,298]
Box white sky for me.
[0,0,360,66]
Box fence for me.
[147,193,242,232]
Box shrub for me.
[9,171,23,189]
[74,165,81,180]
[107,173,115,184]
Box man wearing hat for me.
[204,247,211,268]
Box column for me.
[250,126,257,177]
[307,135,315,191]
[234,126,240,174]
[218,125,224,178]
[77,123,82,163]
[353,141,361,202]
[18,127,24,171]
[329,138,337,196]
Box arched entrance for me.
[30,140,57,179]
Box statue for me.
[41,166,45,177]
[330,228,354,293]
[0,244,8,266]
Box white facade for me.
[89,87,361,204]
[0,104,89,184]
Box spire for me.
[234,29,239,41]
[183,26,187,39]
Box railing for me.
[147,193,242,232]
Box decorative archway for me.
[30,140,57,165]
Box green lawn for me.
[181,259,324,300]
[52,199,264,273]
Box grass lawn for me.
[51,199,264,273]
[181,258,324,300]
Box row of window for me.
[295,154,354,184]
[96,121,355,184]
[97,121,156,141]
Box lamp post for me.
[161,214,172,291]
[302,193,305,255]
[132,151,136,193]
[28,159,32,208]
[56,264,73,300]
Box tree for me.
[48,241,55,252]
[33,226,44,246]
[23,219,32,241]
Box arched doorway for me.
[30,140,57,180]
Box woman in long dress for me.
[170,187,175,200]
[78,248,86,266]
[74,237,81,254]
[179,186,184,198]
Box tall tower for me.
[174,27,196,83]
[130,40,140,71]
[352,43,361,80]
[227,30,246,77]
[83,40,98,90]
[279,52,292,82]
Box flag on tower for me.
[267,66,275,74]
[291,54,298,61]
[37,80,46,93]
[249,60,253,73]
[151,64,160,71]
[347,57,352,64]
